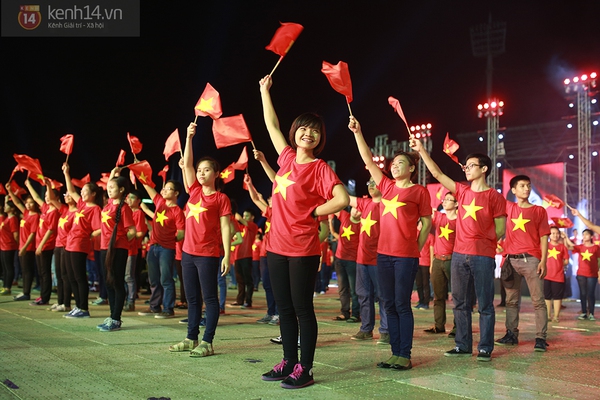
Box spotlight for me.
[496,162,502,167]
[567,123,573,129]
[592,99,597,104]
[573,77,580,83]
[593,121,599,126]
[569,154,574,159]
[582,74,588,81]
[426,123,432,129]
[483,103,489,109]
[477,104,483,110]
[592,151,598,157]
[564,79,570,85]
[591,72,597,79]
[478,136,484,142]
[569,103,574,108]
[498,133,504,139]
[410,126,415,132]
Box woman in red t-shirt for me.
[169,122,231,358]
[62,163,102,318]
[96,174,136,331]
[349,116,432,371]
[7,187,40,301]
[258,75,349,389]
[0,200,19,295]
[566,229,600,320]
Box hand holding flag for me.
[321,61,353,115]
[443,133,461,165]
[265,22,304,76]
[127,161,155,188]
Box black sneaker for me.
[444,347,472,357]
[495,330,518,345]
[477,350,492,362]
[534,338,548,352]
[280,363,314,389]
[448,328,456,338]
[262,359,295,381]
[424,326,445,334]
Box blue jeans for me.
[335,258,359,318]
[182,253,220,343]
[260,256,277,316]
[218,256,226,311]
[576,276,597,316]
[377,255,418,359]
[356,263,388,334]
[125,254,137,303]
[147,245,176,312]
[451,252,496,353]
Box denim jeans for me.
[502,256,547,339]
[356,263,388,334]
[576,276,598,316]
[147,245,176,312]
[260,256,277,316]
[182,253,220,343]
[377,255,418,359]
[431,258,454,331]
[335,258,359,318]
[451,252,496,353]
[125,254,137,303]
[218,256,226,311]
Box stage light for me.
[483,103,489,109]
[477,104,483,110]
[380,156,385,161]
[567,123,573,129]
[497,189,502,193]
[582,74,588,81]
[373,156,379,162]
[569,154,574,159]
[426,123,432,129]
[478,136,484,142]
[592,151,598,157]
[498,133,504,139]
[593,121,599,126]
[415,133,421,138]
[569,103,574,108]
[491,101,497,108]
[591,72,597,79]
[415,125,420,130]
[378,163,384,168]
[564,79,570,85]
[498,101,504,107]
[496,162,502,167]
[592,99,597,104]
[410,126,415,132]
[573,77,579,83]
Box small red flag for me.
[212,115,252,149]
[551,217,573,228]
[127,132,143,155]
[231,147,248,171]
[48,179,63,189]
[116,149,126,167]
[0,183,6,195]
[163,129,182,161]
[542,194,565,209]
[129,170,136,186]
[97,173,110,190]
[59,134,74,155]
[388,96,410,128]
[71,174,90,188]
[9,180,26,197]
[14,154,44,184]
[194,83,223,119]
[128,161,155,188]
[321,61,353,103]
[220,164,236,184]
[443,133,460,165]
[265,22,304,57]
[158,165,169,184]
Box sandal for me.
[190,341,214,357]
[169,338,198,352]
[333,315,349,321]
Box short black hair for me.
[510,175,530,189]
[464,153,492,178]
[166,180,182,197]
[288,112,326,156]
[583,229,593,236]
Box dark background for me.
[2,0,599,217]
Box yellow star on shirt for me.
[581,250,593,262]
[196,97,214,112]
[439,223,454,241]
[381,195,406,219]
[39,218,44,228]
[74,211,85,225]
[187,200,208,223]
[360,211,378,236]
[58,216,68,229]
[341,225,355,241]
[511,212,531,232]
[265,221,271,234]
[462,198,484,221]
[155,210,169,226]
[20,219,26,228]
[101,210,112,226]
[273,171,295,201]
[547,247,561,260]
[252,243,258,252]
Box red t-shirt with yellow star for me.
[335,209,360,261]
[260,207,272,258]
[503,201,550,260]
[182,180,231,257]
[433,212,456,257]
[376,177,432,258]
[150,195,185,250]
[545,243,569,283]
[418,233,434,266]
[453,182,506,258]
[355,197,380,266]
[128,208,148,256]
[252,238,261,261]
[237,220,258,260]
[267,146,342,257]
[35,203,65,251]
[20,210,39,252]
[100,201,135,250]
[66,199,101,254]
[572,244,600,278]
[55,207,75,248]
[0,215,19,251]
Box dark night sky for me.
[2,0,599,212]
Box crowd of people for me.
[2,77,600,390]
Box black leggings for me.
[267,252,319,368]
[1,250,16,289]
[100,248,128,321]
[20,251,36,296]
[54,247,72,306]
[36,250,54,303]
[67,251,89,310]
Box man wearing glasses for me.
[410,139,506,362]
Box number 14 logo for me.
[18,5,42,30]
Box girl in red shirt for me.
[259,75,349,389]
[62,163,102,318]
[0,200,19,295]
[169,122,231,358]
[566,229,600,320]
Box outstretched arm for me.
[259,75,288,155]
[183,123,198,187]
[410,136,457,194]
[24,179,43,207]
[244,174,268,214]
[253,149,277,182]
[6,184,25,214]
[569,206,600,235]
[348,116,384,185]
[62,163,81,202]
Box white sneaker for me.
[269,315,280,325]
[47,303,60,311]
[589,315,596,321]
[53,304,70,312]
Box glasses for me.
[162,187,175,191]
[366,181,376,187]
[442,199,456,203]
[463,163,482,172]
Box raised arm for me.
[243,174,268,213]
[348,116,384,185]
[569,206,600,235]
[410,136,457,194]
[44,178,62,210]
[24,179,43,207]
[140,202,155,219]
[6,184,25,213]
[259,75,288,155]
[178,158,190,194]
[253,149,277,182]
[183,122,198,187]
[62,163,81,202]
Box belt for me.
[434,254,452,261]
[508,253,532,259]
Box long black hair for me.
[105,176,129,285]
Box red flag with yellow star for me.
[321,61,353,104]
[163,129,181,161]
[48,179,63,189]
[231,147,248,171]
[542,194,565,209]
[212,115,252,149]
[127,133,143,155]
[128,161,155,188]
[266,22,304,57]
[71,174,90,189]
[220,164,235,184]
[59,134,74,155]
[13,154,44,184]
[551,217,573,228]
[443,132,460,164]
[194,83,223,119]
[9,180,26,197]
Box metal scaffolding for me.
[576,86,594,218]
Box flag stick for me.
[346,102,353,117]
[251,140,256,150]
[269,56,284,77]
[194,115,199,124]
[65,153,70,163]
